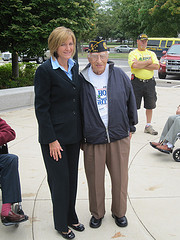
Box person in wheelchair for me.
[0,117,28,226]
[150,105,180,154]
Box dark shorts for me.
[131,77,157,110]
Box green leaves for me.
[0,0,97,55]
[98,0,179,41]
[0,0,97,79]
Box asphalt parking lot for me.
[78,58,180,88]
[1,58,180,88]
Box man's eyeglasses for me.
[90,54,108,61]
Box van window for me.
[175,40,180,44]
[147,40,160,47]
[160,40,166,47]
[167,41,173,47]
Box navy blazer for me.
[34,59,82,145]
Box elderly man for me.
[128,33,159,135]
[79,37,138,228]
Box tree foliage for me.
[111,0,142,40]
[139,0,180,36]
[96,8,113,40]
[0,0,97,78]
[96,0,180,41]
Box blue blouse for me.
[51,57,75,80]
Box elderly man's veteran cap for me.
[88,37,108,53]
[137,33,148,40]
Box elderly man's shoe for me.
[156,145,173,154]
[90,216,103,228]
[59,229,75,239]
[1,210,28,226]
[112,215,128,227]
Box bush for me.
[0,64,12,88]
[0,62,38,89]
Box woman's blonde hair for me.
[48,26,76,59]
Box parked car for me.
[43,50,50,60]
[19,50,50,64]
[114,45,134,53]
[2,51,12,61]
[158,44,180,79]
[20,55,44,64]
[83,46,89,52]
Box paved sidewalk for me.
[0,86,180,240]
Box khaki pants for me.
[160,115,180,145]
[83,137,130,219]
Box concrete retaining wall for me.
[0,86,34,111]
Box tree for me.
[96,8,113,40]
[99,0,142,42]
[148,0,180,36]
[95,0,180,42]
[137,0,180,37]
[0,0,97,78]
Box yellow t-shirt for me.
[128,49,159,79]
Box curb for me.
[0,86,34,111]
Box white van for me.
[2,51,12,61]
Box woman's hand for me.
[176,105,180,115]
[129,132,132,140]
[49,140,63,161]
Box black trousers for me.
[0,154,22,204]
[41,142,80,232]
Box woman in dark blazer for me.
[34,26,84,239]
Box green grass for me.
[108,53,128,59]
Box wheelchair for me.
[172,133,180,162]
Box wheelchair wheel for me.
[173,148,180,162]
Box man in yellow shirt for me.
[128,33,159,135]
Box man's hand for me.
[49,140,63,161]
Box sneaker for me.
[144,125,158,135]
